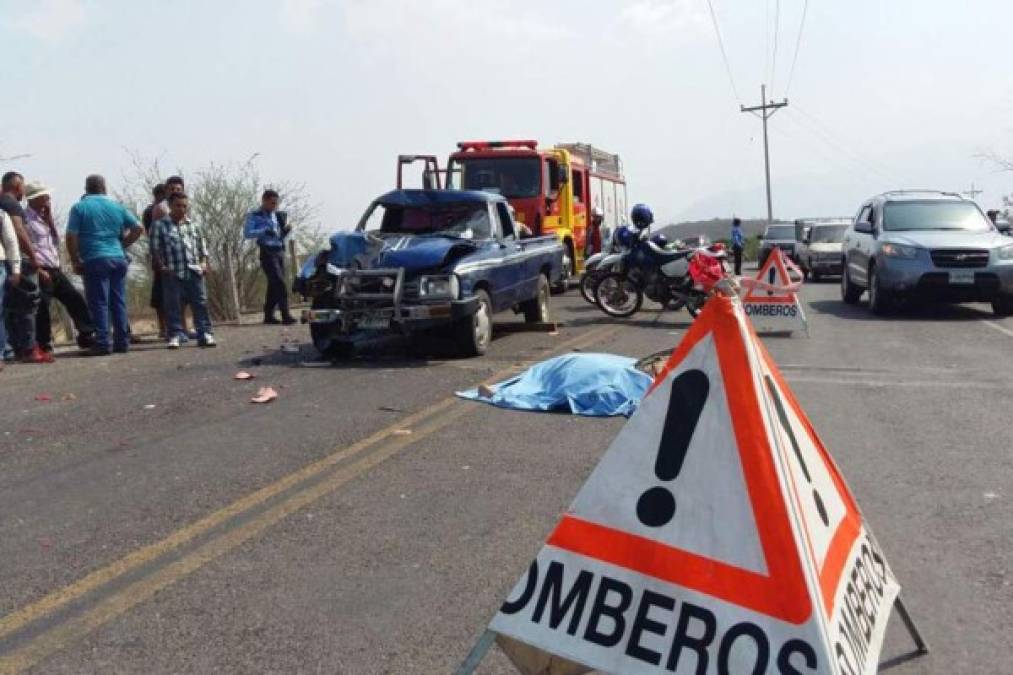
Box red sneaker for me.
[20,346,55,364]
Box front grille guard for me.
[336,268,405,317]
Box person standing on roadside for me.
[150,192,216,349]
[1,171,52,363]
[151,175,184,222]
[244,189,295,324]
[730,217,745,277]
[24,182,96,352]
[0,209,21,373]
[143,183,169,337]
[65,175,144,355]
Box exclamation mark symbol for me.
[637,369,709,528]
[767,265,776,296]
[765,375,830,526]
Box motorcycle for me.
[594,235,727,319]
[579,224,630,305]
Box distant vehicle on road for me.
[840,190,1013,316]
[680,234,711,249]
[796,219,849,280]
[758,223,799,265]
[296,189,565,357]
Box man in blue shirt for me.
[66,175,143,355]
[730,217,745,276]
[244,189,294,324]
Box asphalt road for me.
[1,277,1011,674]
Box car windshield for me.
[883,201,993,232]
[447,157,541,198]
[809,225,847,243]
[764,225,795,240]
[362,203,491,239]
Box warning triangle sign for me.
[743,248,800,304]
[486,295,900,675]
[741,248,809,334]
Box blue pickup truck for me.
[295,189,566,357]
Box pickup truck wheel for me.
[992,294,1013,317]
[454,289,492,357]
[840,263,863,304]
[522,275,551,323]
[309,298,353,359]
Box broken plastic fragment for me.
[234,371,255,380]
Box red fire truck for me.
[445,140,628,277]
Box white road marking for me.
[983,320,1013,339]
[785,375,1011,390]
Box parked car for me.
[295,189,566,357]
[758,223,799,265]
[797,220,849,280]
[840,190,1013,316]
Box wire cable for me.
[771,0,781,92]
[706,0,742,104]
[784,0,809,96]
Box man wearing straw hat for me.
[24,182,95,352]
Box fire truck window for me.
[545,160,560,197]
[453,158,540,198]
[572,170,584,203]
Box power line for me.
[706,0,742,104]
[791,103,904,184]
[771,0,781,93]
[784,0,809,96]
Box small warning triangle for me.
[743,247,800,304]
[485,295,901,675]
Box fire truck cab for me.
[446,140,627,278]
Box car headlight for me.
[881,243,919,259]
[997,244,1013,260]
[418,275,459,299]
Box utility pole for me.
[741,84,788,223]
[963,182,983,200]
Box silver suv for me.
[841,190,1013,316]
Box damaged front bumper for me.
[302,267,478,335]
[302,298,479,333]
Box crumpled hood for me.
[882,230,1009,250]
[317,232,479,275]
[374,236,478,273]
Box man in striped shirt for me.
[150,193,216,349]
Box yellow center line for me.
[0,324,620,672]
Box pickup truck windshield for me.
[809,225,847,243]
[764,225,796,240]
[883,201,992,232]
[447,158,541,198]
[363,203,492,240]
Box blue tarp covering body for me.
[457,353,653,417]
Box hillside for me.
[653,217,785,243]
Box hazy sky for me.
[3,0,1013,230]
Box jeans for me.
[259,248,290,319]
[0,264,7,358]
[83,256,130,352]
[162,270,212,340]
[7,261,38,353]
[37,267,95,348]
[733,246,744,276]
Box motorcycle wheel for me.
[595,273,643,318]
[579,272,602,305]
